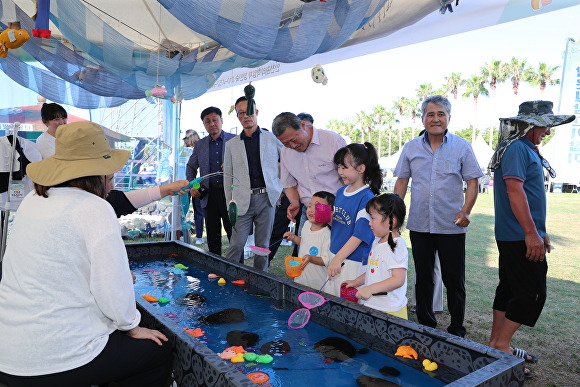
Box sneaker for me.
[195,238,204,245]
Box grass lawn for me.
[128,192,580,386]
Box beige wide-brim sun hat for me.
[27,122,131,186]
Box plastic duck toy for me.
[423,359,439,371]
[208,273,219,279]
[142,294,158,302]
[395,345,418,359]
[218,278,226,284]
[184,327,205,337]
[174,264,188,269]
[231,353,245,363]
[157,297,170,305]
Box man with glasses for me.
[223,97,282,271]
[487,100,575,380]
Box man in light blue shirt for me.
[394,95,482,337]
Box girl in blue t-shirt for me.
[327,142,381,296]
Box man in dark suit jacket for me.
[186,107,236,255]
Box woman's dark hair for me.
[366,193,406,252]
[333,142,382,194]
[40,103,67,122]
[312,190,335,208]
[34,176,106,199]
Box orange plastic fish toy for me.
[142,294,158,302]
[395,345,418,359]
[184,327,205,337]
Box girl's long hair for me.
[333,142,382,194]
[366,193,406,252]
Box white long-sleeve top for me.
[0,187,140,376]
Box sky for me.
[178,4,580,138]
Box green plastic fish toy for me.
[228,200,238,230]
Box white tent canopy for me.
[541,128,580,184]
[472,135,494,171]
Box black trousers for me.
[410,231,466,337]
[0,330,172,387]
[268,194,302,262]
[204,185,232,255]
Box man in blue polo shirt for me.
[394,95,482,338]
[487,101,574,380]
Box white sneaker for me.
[195,238,204,245]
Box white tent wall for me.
[541,127,580,185]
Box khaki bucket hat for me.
[27,122,130,186]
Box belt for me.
[251,187,267,194]
[209,183,224,189]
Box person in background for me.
[394,95,482,338]
[0,122,172,387]
[487,101,574,380]
[284,191,335,291]
[36,102,67,159]
[182,129,205,244]
[327,142,382,296]
[186,107,236,255]
[272,112,346,237]
[223,97,282,272]
[343,193,408,319]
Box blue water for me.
[131,260,445,387]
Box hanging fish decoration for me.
[228,200,238,230]
[244,83,255,116]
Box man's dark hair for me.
[234,96,257,109]
[200,106,222,121]
[272,112,301,137]
[297,112,314,124]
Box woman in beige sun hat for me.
[0,122,172,386]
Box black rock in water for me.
[198,308,244,324]
[226,330,259,347]
[260,340,291,355]
[175,292,206,306]
[379,366,401,377]
[314,337,356,362]
[356,375,401,387]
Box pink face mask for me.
[314,202,332,224]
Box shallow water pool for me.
[131,260,445,387]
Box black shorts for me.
[493,240,547,327]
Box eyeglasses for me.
[540,156,556,178]
[236,111,247,118]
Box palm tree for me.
[481,60,508,97]
[393,97,411,146]
[372,105,388,157]
[481,60,507,146]
[409,98,421,138]
[525,62,561,93]
[506,57,530,95]
[354,110,373,143]
[444,72,463,99]
[462,74,489,141]
[383,110,399,156]
[432,87,449,98]
[415,83,433,101]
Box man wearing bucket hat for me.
[488,101,575,380]
[0,122,172,386]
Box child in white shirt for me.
[284,191,334,291]
[342,193,409,319]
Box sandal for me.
[524,368,534,379]
[512,347,538,364]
